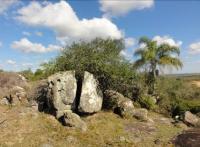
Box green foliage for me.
[42,38,137,96]
[33,69,46,80]
[138,95,156,110]
[156,76,200,116]
[133,36,183,94]
[20,68,34,80]
[0,69,3,72]
[20,68,46,81]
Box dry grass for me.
[0,105,185,147]
[191,81,200,88]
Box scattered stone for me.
[104,90,134,118]
[132,108,148,121]
[62,110,87,132]
[11,86,27,105]
[66,136,77,144]
[0,98,9,105]
[172,129,200,147]
[18,74,26,81]
[47,71,77,118]
[78,71,103,113]
[183,111,200,126]
[154,139,161,145]
[117,99,134,118]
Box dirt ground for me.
[0,104,188,147]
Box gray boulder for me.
[11,86,27,104]
[104,90,125,109]
[184,111,200,126]
[132,108,148,121]
[63,110,87,131]
[47,71,77,118]
[104,90,134,118]
[118,99,134,118]
[78,71,103,113]
[0,97,9,105]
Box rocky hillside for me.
[0,71,199,147]
[0,105,186,147]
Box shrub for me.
[155,76,200,116]
[138,95,156,110]
[42,38,137,97]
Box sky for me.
[0,0,200,74]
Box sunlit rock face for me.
[78,71,103,113]
[47,71,77,118]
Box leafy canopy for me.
[42,38,136,95]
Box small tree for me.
[133,37,183,94]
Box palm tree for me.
[133,36,183,94]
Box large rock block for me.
[47,71,77,118]
[184,111,200,126]
[78,71,103,113]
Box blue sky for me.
[0,0,200,73]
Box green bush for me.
[42,38,137,97]
[138,95,156,110]
[171,99,200,116]
[20,68,46,81]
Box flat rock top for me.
[173,129,200,147]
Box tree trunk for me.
[147,63,156,95]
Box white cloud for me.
[0,41,2,47]
[16,1,122,45]
[99,0,154,17]
[11,38,60,53]
[22,31,31,36]
[7,59,16,65]
[35,31,43,37]
[125,37,136,48]
[153,36,182,47]
[121,37,136,59]
[0,0,18,14]
[189,41,200,54]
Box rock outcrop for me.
[11,86,27,105]
[0,72,29,105]
[78,71,103,113]
[183,111,200,127]
[47,71,77,118]
[0,86,28,105]
[46,71,104,130]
